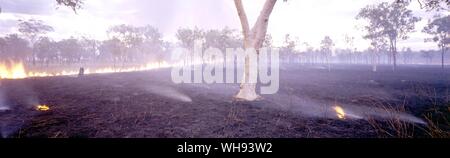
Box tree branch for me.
[251,0,278,48]
[234,0,251,42]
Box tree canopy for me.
[396,0,450,11]
[423,15,450,49]
[357,2,421,70]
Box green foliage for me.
[176,27,242,51]
[396,0,449,11]
[357,2,421,42]
[423,15,450,49]
[18,19,54,43]
[56,0,83,12]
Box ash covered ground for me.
[0,64,449,138]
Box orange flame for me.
[36,104,50,111]
[334,105,346,119]
[0,60,173,79]
[0,61,27,79]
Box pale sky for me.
[0,0,447,51]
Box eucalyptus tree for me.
[357,2,420,71]
[423,15,449,68]
[18,19,54,65]
[320,36,334,71]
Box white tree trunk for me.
[234,0,277,101]
[442,46,445,69]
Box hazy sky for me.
[0,0,447,51]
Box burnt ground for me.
[0,64,449,138]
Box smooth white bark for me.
[234,0,277,101]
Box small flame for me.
[334,105,346,119]
[36,105,50,111]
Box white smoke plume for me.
[143,85,192,102]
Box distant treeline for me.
[0,19,447,67]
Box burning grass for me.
[0,61,27,79]
[0,60,173,79]
[333,105,346,120]
[36,105,50,111]
[1,64,449,138]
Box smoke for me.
[0,94,9,111]
[265,93,426,124]
[142,85,192,102]
[0,79,41,138]
[0,105,8,111]
[0,81,9,111]
[333,103,426,124]
[0,81,12,138]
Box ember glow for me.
[334,105,346,120]
[36,104,50,111]
[0,60,173,79]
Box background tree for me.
[280,34,297,63]
[18,19,54,65]
[79,37,99,64]
[1,0,82,14]
[108,24,145,63]
[55,0,83,12]
[344,34,356,64]
[57,38,82,65]
[357,2,420,71]
[369,36,388,71]
[423,15,449,68]
[0,37,6,59]
[401,47,414,65]
[301,42,316,64]
[1,34,31,61]
[204,27,241,52]
[176,27,205,50]
[320,36,334,71]
[34,37,58,66]
[140,25,164,63]
[99,38,124,67]
[396,0,449,11]
[263,34,273,48]
[421,50,435,64]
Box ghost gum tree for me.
[357,2,420,71]
[233,0,278,101]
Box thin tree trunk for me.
[389,39,397,71]
[442,46,445,69]
[393,39,397,70]
[327,55,330,72]
[393,51,397,71]
[372,50,377,72]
